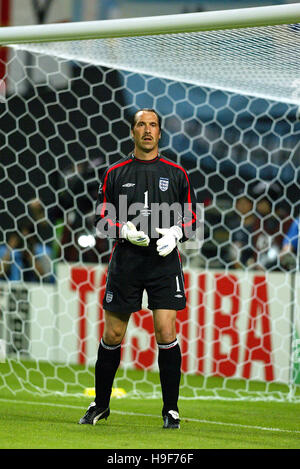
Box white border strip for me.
[0,3,300,45]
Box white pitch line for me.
[112,410,300,435]
[0,398,300,435]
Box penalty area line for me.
[0,397,299,435]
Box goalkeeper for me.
[79,109,199,429]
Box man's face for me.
[131,111,161,153]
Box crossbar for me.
[0,3,300,45]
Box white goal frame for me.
[1,3,300,402]
[0,3,299,45]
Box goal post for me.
[1,4,300,402]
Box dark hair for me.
[130,108,162,130]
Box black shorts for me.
[103,241,186,313]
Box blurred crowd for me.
[0,160,109,283]
[0,161,299,283]
[223,182,297,272]
[0,199,55,283]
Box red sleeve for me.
[160,158,200,242]
[179,169,200,242]
[94,168,123,239]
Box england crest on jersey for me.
[159,177,169,191]
[106,291,113,303]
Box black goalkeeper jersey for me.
[95,154,199,245]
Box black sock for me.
[158,339,182,415]
[95,338,121,408]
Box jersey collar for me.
[131,154,161,163]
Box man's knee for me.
[103,326,124,345]
[153,309,177,344]
[103,310,130,345]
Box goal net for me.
[1,4,300,402]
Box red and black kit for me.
[94,154,199,313]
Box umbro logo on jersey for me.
[122,183,135,187]
[159,177,169,191]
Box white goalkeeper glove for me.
[121,221,150,247]
[155,225,183,257]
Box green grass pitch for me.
[0,361,300,449]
